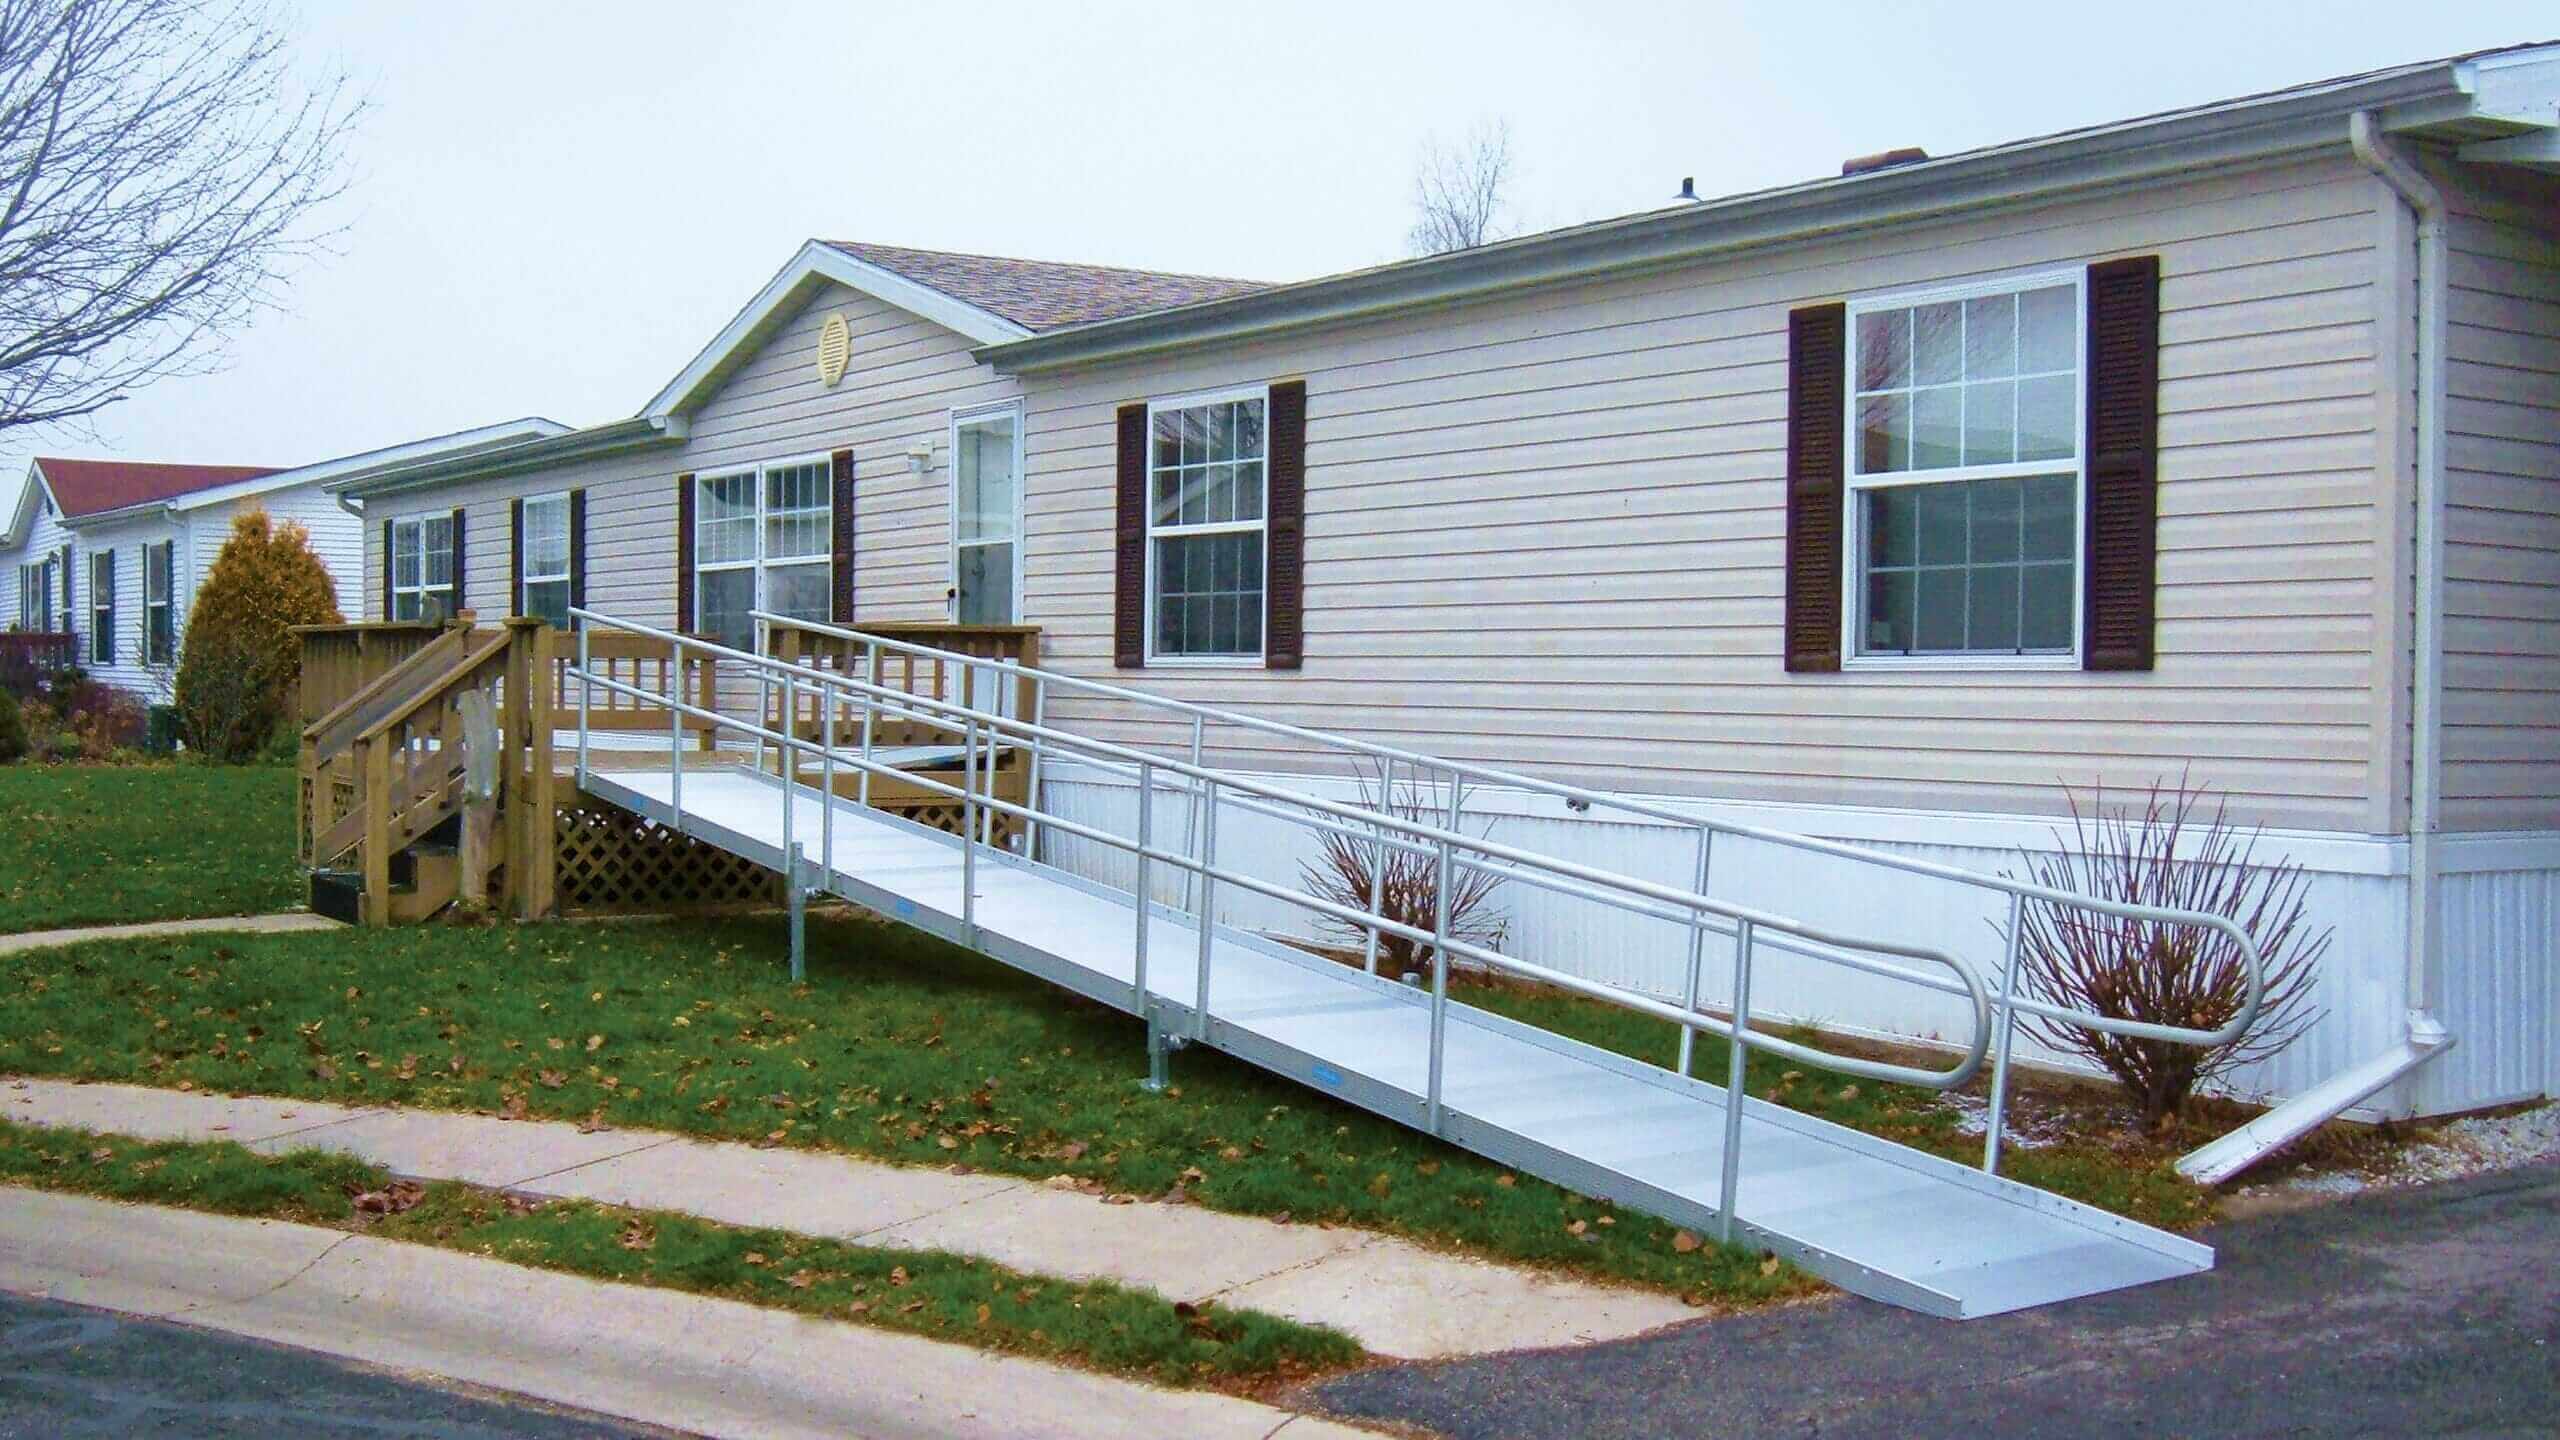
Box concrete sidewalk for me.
[0,912,337,956]
[0,1187,1380,1440]
[3,1077,1695,1358]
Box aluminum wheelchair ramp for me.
[582,764,2213,1321]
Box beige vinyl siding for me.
[2439,164,2560,832]
[1011,155,2391,830]
[364,285,1020,629]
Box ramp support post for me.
[1718,918,1756,1245]
[787,841,807,984]
[1143,1016,1174,1093]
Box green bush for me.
[0,691,26,763]
[173,508,343,763]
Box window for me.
[89,551,113,664]
[953,406,1021,625]
[520,492,571,627]
[144,542,173,665]
[391,514,457,621]
[1847,274,2081,662]
[693,457,831,651]
[1147,389,1266,660]
[15,561,50,632]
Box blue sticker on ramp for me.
[1311,1064,1344,1087]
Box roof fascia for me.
[327,415,687,503]
[642,241,1031,421]
[983,61,2471,374]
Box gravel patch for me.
[2241,1102,2560,1199]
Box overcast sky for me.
[5,1,2551,518]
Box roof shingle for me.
[823,241,1266,332]
[35,458,284,518]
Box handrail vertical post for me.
[820,681,836,883]
[1718,917,1756,1244]
[858,641,878,807]
[961,715,980,946]
[1426,835,1455,1133]
[787,841,807,983]
[575,621,591,785]
[1362,758,1390,976]
[1190,776,1219,1043]
[1179,714,1205,911]
[754,615,772,779]
[667,635,685,830]
[779,673,797,874]
[1677,827,1713,1077]
[1984,892,2028,1175]
[1024,673,1047,862]
[1132,758,1155,1014]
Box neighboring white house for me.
[0,419,564,695]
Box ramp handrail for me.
[573,607,2004,1242]
[760,610,2270,1177]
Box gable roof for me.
[643,239,1271,421]
[34,459,284,519]
[821,241,1265,332]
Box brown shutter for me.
[568,489,588,615]
[1783,303,1847,673]
[830,448,855,623]
[380,519,394,620]
[508,497,525,617]
[674,473,695,633]
[448,507,467,614]
[1265,379,1307,669]
[2083,256,2161,672]
[1112,404,1148,668]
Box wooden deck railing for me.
[297,615,561,924]
[765,619,1041,749]
[295,620,451,729]
[548,630,721,749]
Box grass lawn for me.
[0,763,301,933]
[0,909,2208,1301]
[0,1118,1359,1388]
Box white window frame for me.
[16,562,49,632]
[143,541,173,665]
[1840,266,2088,672]
[390,514,458,622]
[949,401,1025,625]
[519,490,573,627]
[1143,382,1272,667]
[88,550,113,664]
[692,452,834,648]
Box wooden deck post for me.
[360,735,391,926]
[522,621,558,919]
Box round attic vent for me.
[816,311,852,387]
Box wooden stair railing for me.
[298,616,560,925]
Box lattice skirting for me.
[881,801,1020,850]
[554,791,785,914]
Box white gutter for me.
[2180,111,2456,1185]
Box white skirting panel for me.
[1033,761,2558,1120]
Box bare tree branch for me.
[0,0,359,433]
[1407,118,1514,257]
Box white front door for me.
[951,404,1023,625]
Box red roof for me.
[34,457,286,518]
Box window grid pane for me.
[523,496,570,581]
[1861,475,2075,656]
[1148,395,1270,658]
[1854,282,2078,478]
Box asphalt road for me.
[1313,1160,2560,1439]
[0,1292,686,1440]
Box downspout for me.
[2177,112,2455,1184]
[2348,110,2452,1055]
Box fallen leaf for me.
[1058,1140,1087,1162]
[847,1301,870,1315]
[888,1266,910,1287]
[1837,1085,1860,1102]
[87,1147,114,1163]
[1416,1160,1441,1176]
[1177,1165,1207,1185]
[538,1070,566,1089]
[618,1221,654,1251]
[743,1251,768,1266]
[936,1135,959,1151]
[973,1303,991,1325]
[586,1034,604,1052]
[900,1300,926,1314]
[788,1269,818,1290]
[1565,1219,1588,1237]
[1495,1173,1516,1188]
[500,1094,527,1121]
[1760,1255,1781,1277]
[1672,1230,1701,1254]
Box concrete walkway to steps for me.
[1,1078,1699,1360]
[0,1187,1385,1440]
[0,911,338,956]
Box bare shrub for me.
[2003,777,2328,1127]
[1298,766,1508,977]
